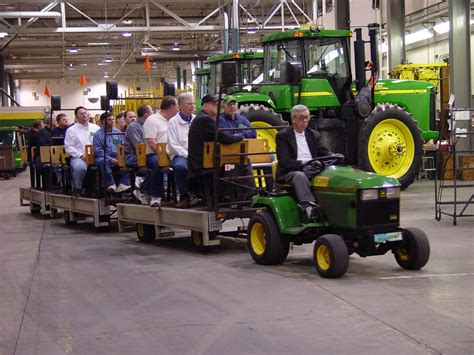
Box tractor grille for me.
[356,199,400,229]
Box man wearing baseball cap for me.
[188,94,243,199]
[218,95,256,139]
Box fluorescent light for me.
[122,19,133,25]
[433,22,449,34]
[103,72,109,78]
[0,32,8,38]
[87,42,110,46]
[122,32,132,37]
[172,42,180,51]
[247,29,256,34]
[103,54,113,63]
[405,29,433,45]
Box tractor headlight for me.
[385,187,400,199]
[360,189,378,201]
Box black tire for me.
[358,104,423,190]
[30,203,41,214]
[136,223,156,243]
[393,227,430,270]
[313,234,349,278]
[63,211,77,225]
[4,174,10,180]
[190,230,217,251]
[247,210,289,265]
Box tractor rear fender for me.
[233,93,276,109]
[252,195,302,233]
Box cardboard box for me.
[460,155,474,181]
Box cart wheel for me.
[136,223,156,243]
[313,234,349,278]
[247,211,289,265]
[4,173,10,180]
[30,203,41,214]
[190,230,216,251]
[63,211,77,225]
[393,228,430,270]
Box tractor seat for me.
[271,161,293,193]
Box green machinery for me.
[234,24,437,189]
[247,155,430,278]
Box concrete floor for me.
[1,174,473,355]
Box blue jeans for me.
[95,157,130,187]
[171,156,188,196]
[145,154,163,198]
[125,154,137,167]
[70,157,88,190]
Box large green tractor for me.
[243,24,437,189]
[247,155,430,278]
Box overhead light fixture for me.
[87,42,110,46]
[103,54,113,63]
[247,29,256,34]
[434,19,474,34]
[103,72,109,78]
[0,32,8,38]
[67,63,75,71]
[122,19,133,25]
[122,32,132,37]
[172,42,180,51]
[405,29,433,45]
[67,43,78,53]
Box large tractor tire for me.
[239,104,287,152]
[358,104,423,190]
[136,223,156,243]
[313,234,349,278]
[393,227,430,270]
[247,210,289,265]
[190,230,217,251]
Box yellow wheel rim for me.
[192,231,203,247]
[251,121,278,153]
[397,247,410,262]
[136,223,144,238]
[316,244,331,271]
[250,222,266,255]
[367,118,415,178]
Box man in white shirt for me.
[275,104,331,221]
[65,106,100,194]
[143,96,178,207]
[167,93,195,208]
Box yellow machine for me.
[390,63,448,90]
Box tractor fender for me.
[252,195,302,233]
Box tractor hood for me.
[312,166,400,191]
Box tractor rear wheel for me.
[247,210,289,265]
[358,104,423,189]
[313,234,349,278]
[393,228,430,270]
[240,104,286,153]
[136,223,156,243]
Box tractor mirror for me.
[221,61,238,87]
[280,61,302,85]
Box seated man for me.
[218,95,256,138]
[65,106,100,194]
[93,112,131,193]
[167,93,196,208]
[51,113,70,145]
[124,105,151,204]
[275,104,331,221]
[143,96,178,207]
[188,94,243,200]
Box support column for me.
[335,0,350,30]
[231,0,240,52]
[183,69,187,89]
[387,0,405,70]
[8,72,15,106]
[0,56,7,106]
[222,10,229,54]
[176,66,181,90]
[449,0,471,109]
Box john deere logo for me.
[379,189,386,198]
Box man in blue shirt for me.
[218,95,256,138]
[51,113,71,145]
[93,112,131,193]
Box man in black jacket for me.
[188,94,243,196]
[276,104,331,221]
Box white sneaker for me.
[117,184,131,193]
[133,189,148,204]
[150,197,162,207]
[107,184,117,193]
[135,176,144,189]
[189,194,200,207]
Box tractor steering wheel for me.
[308,153,345,168]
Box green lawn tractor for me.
[247,155,430,278]
[239,24,438,189]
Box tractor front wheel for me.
[247,210,289,265]
[313,234,349,278]
[358,104,423,189]
[393,228,430,270]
